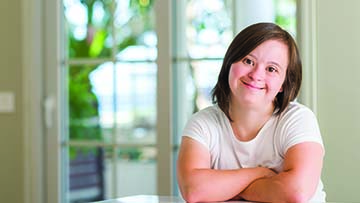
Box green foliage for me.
[68,64,101,142]
[89,29,107,57]
[118,148,142,160]
[274,0,297,35]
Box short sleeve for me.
[277,104,324,157]
[182,109,214,151]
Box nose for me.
[248,65,265,81]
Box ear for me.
[279,86,283,93]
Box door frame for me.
[22,0,45,202]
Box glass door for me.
[62,0,158,202]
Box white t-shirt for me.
[182,102,326,202]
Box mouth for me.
[242,81,264,90]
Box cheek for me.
[268,77,285,93]
[229,67,243,89]
[228,68,238,92]
[229,65,246,80]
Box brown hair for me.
[211,22,302,120]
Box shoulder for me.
[276,101,320,134]
[183,105,226,135]
[188,105,226,125]
[182,105,227,149]
[274,101,323,156]
[282,101,314,115]
[278,101,317,123]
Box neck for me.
[228,102,274,141]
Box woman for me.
[176,22,325,203]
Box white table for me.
[93,195,340,203]
[92,195,254,203]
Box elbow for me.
[282,184,314,203]
[179,186,203,203]
[275,181,314,203]
[177,172,207,203]
[181,192,200,203]
[179,180,211,203]
[284,191,310,203]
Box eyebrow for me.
[248,54,284,69]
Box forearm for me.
[178,167,273,203]
[240,171,313,203]
[240,143,324,203]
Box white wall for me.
[315,0,360,202]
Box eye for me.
[243,58,254,66]
[267,66,278,73]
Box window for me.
[63,0,157,202]
[59,0,296,202]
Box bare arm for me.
[239,142,324,203]
[176,136,276,203]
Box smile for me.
[242,81,264,90]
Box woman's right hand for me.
[258,167,277,178]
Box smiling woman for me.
[176,22,325,203]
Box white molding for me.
[297,0,318,114]
[22,0,44,202]
[155,0,172,195]
[44,0,62,202]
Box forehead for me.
[249,39,289,67]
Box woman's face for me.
[228,39,288,109]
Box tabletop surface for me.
[92,195,255,203]
[92,195,340,203]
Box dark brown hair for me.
[211,22,302,120]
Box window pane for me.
[114,0,156,59]
[186,0,233,58]
[110,147,157,196]
[88,61,157,145]
[275,0,297,36]
[64,0,113,59]
[69,146,106,202]
[114,62,157,145]
[190,60,222,110]
[68,146,157,202]
[90,62,116,132]
[68,65,105,141]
